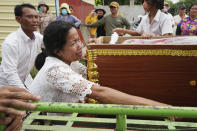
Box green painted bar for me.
[127,119,197,127]
[23,111,40,125]
[27,115,116,123]
[116,114,126,131]
[22,125,114,131]
[65,113,78,127]
[165,118,176,130]
[31,102,197,118]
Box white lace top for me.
[29,57,94,103]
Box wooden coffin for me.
[87,37,197,107]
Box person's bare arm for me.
[89,84,168,106]
[113,28,141,36]
[163,33,173,36]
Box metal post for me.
[116,114,126,131]
[55,0,59,17]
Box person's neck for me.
[65,60,71,65]
[179,13,185,18]
[149,8,158,18]
[148,8,158,24]
[62,14,68,17]
[97,15,103,20]
[58,57,71,65]
[22,28,34,39]
[111,13,118,18]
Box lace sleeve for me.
[70,61,87,79]
[46,65,93,102]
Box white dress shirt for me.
[29,57,94,103]
[136,10,173,36]
[166,12,175,27]
[0,27,43,89]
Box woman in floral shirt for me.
[176,3,197,36]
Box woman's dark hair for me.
[14,3,36,17]
[44,20,75,57]
[35,20,76,70]
[141,0,164,10]
[189,3,197,12]
[35,49,47,70]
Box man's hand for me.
[113,28,125,35]
[0,116,12,125]
[5,115,23,131]
[90,10,95,15]
[0,86,40,116]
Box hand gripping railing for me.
[1,102,197,131]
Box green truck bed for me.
[9,102,197,131]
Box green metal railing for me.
[1,102,197,131]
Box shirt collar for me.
[147,9,161,22]
[18,27,35,41]
[47,56,69,66]
[153,9,161,22]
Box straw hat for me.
[109,1,119,8]
[59,3,71,14]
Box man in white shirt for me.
[173,4,188,35]
[0,4,43,89]
[162,2,175,28]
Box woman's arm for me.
[89,84,168,106]
[72,15,81,28]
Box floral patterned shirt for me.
[176,16,197,36]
